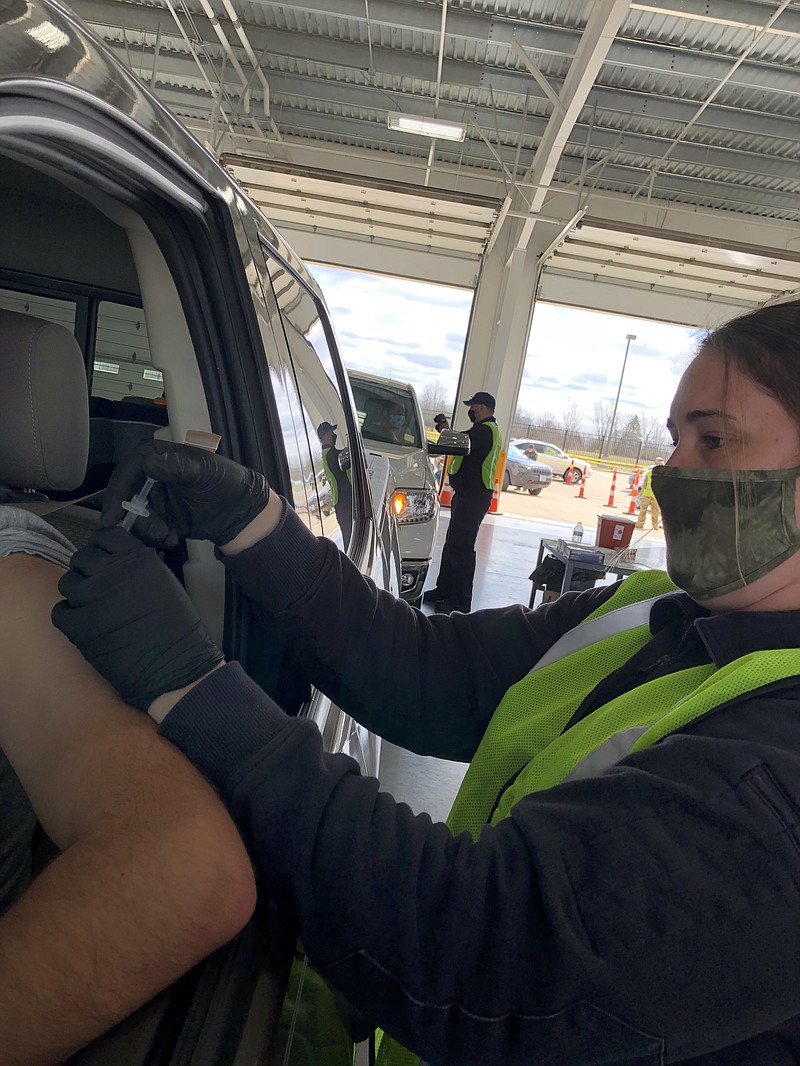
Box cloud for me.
[338,330,422,350]
[309,262,695,431]
[573,372,615,387]
[634,340,669,360]
[401,351,453,369]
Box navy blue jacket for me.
[161,501,800,1065]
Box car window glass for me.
[261,249,355,553]
[92,302,161,402]
[0,288,77,332]
[349,378,422,449]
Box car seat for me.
[0,308,100,547]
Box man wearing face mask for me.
[54,301,800,1066]
[424,391,502,612]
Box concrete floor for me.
[377,479,668,822]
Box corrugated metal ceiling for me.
[67,0,800,214]
[65,0,800,299]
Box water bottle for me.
[573,522,584,543]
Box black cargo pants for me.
[434,489,492,606]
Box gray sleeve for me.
[0,506,75,569]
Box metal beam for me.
[509,38,565,115]
[516,0,631,249]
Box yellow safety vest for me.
[449,420,502,491]
[322,446,352,506]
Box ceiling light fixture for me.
[387,112,466,142]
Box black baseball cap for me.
[433,413,448,425]
[317,421,337,439]
[463,391,496,409]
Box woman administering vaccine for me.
[55,302,800,1065]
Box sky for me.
[310,262,700,432]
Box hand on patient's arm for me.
[0,553,256,1064]
[53,528,225,712]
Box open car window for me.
[350,378,422,449]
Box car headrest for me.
[0,309,89,491]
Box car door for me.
[0,18,396,1062]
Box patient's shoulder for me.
[0,550,63,614]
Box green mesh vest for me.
[321,446,352,506]
[378,569,800,1065]
[449,420,502,490]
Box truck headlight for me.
[392,489,436,524]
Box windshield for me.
[349,377,423,449]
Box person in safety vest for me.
[317,420,352,550]
[55,299,800,1066]
[424,391,502,613]
[636,455,665,530]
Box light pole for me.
[606,333,636,459]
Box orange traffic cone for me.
[576,466,587,499]
[489,475,501,514]
[606,469,617,508]
[439,458,454,507]
[627,471,640,514]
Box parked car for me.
[511,439,593,483]
[503,444,554,495]
[0,2,401,1060]
[348,370,439,606]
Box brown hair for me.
[700,300,800,431]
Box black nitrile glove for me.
[101,440,270,548]
[52,527,224,712]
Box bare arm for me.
[0,553,256,1065]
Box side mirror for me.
[428,430,470,457]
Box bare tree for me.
[561,399,584,433]
[639,412,670,450]
[535,410,560,430]
[418,380,452,425]
[591,400,614,440]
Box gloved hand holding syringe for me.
[119,430,222,532]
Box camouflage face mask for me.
[651,465,800,601]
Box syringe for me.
[118,430,222,532]
[121,477,156,531]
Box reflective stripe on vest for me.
[378,568,800,1064]
[449,420,502,490]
